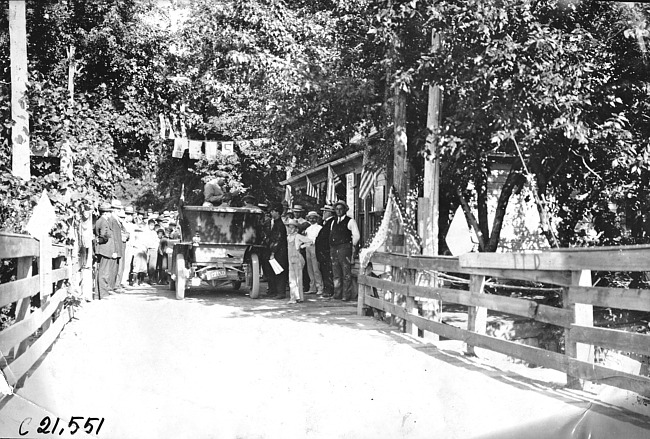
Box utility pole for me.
[9,0,30,180]
[420,30,443,338]
[423,31,442,256]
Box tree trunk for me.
[485,160,526,252]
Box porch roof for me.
[280,150,364,189]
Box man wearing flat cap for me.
[329,200,360,301]
[94,202,119,298]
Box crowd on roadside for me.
[93,199,181,299]
[92,178,361,305]
[259,200,360,305]
[199,176,361,304]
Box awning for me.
[280,151,364,189]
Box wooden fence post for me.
[404,265,417,336]
[564,269,594,389]
[465,274,487,356]
[357,264,369,316]
[11,256,33,360]
[38,234,53,335]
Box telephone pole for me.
[10,0,30,180]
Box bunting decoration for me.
[326,165,341,204]
[169,137,271,160]
[205,141,219,160]
[221,141,234,156]
[159,113,166,138]
[172,138,188,158]
[306,176,319,199]
[359,187,422,268]
[188,140,203,159]
[284,185,294,207]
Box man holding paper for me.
[263,203,289,299]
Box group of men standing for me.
[260,200,360,302]
[94,200,179,298]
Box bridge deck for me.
[1,284,648,438]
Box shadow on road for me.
[105,283,650,431]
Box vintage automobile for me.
[169,205,265,300]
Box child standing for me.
[285,219,313,304]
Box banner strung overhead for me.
[170,137,270,160]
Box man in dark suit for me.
[262,203,289,299]
[330,201,360,301]
[94,202,119,298]
[315,204,335,298]
[109,201,124,293]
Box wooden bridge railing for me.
[357,246,650,397]
[0,232,75,388]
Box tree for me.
[372,0,650,251]
[0,0,175,236]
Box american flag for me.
[284,185,293,207]
[359,167,378,200]
[306,176,319,199]
[326,165,341,203]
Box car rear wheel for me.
[247,253,260,299]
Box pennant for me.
[237,140,251,150]
[205,141,219,160]
[326,165,341,204]
[284,185,293,208]
[306,176,319,199]
[159,113,166,138]
[167,117,176,139]
[172,138,188,158]
[188,140,203,159]
[222,141,234,156]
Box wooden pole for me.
[420,31,443,339]
[393,87,408,200]
[564,269,594,389]
[9,0,30,180]
[423,32,442,256]
[465,274,487,356]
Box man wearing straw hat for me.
[304,211,324,294]
[94,202,119,298]
[329,200,360,301]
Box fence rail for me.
[358,248,650,397]
[0,232,73,388]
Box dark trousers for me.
[147,249,157,282]
[330,244,353,300]
[97,255,117,298]
[319,258,334,296]
[156,253,168,284]
[301,248,310,291]
[109,257,120,290]
[116,246,126,287]
[264,258,288,298]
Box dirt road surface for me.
[1,283,649,438]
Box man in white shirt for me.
[329,201,360,301]
[304,211,323,294]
